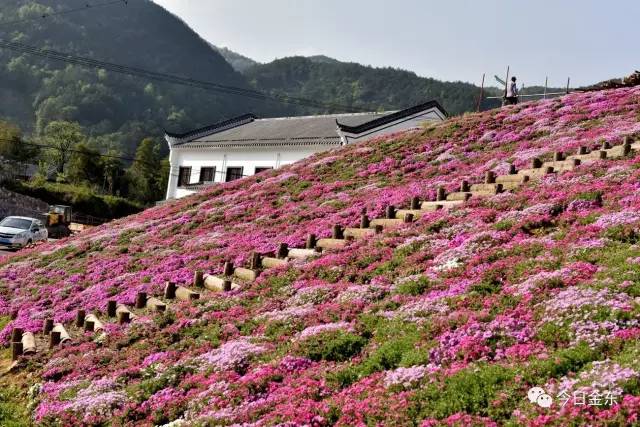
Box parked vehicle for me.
[46,205,72,238]
[0,216,48,249]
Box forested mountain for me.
[0,0,565,158]
[0,0,258,156]
[212,45,260,74]
[244,56,500,115]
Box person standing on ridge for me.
[505,76,519,105]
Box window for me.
[200,167,216,183]
[254,167,274,174]
[0,217,31,230]
[225,167,244,182]
[177,166,192,187]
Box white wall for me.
[342,110,443,143]
[167,146,326,199]
[166,108,445,199]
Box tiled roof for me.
[165,101,446,148]
[336,100,447,134]
[165,114,257,144]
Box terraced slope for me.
[2,87,640,426]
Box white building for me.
[164,101,447,199]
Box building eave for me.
[336,100,448,134]
[173,139,342,149]
[164,113,258,146]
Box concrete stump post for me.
[193,270,204,288]
[84,320,95,332]
[332,224,344,239]
[223,261,234,276]
[107,300,117,317]
[11,342,23,361]
[43,319,54,335]
[578,146,588,155]
[460,180,470,192]
[164,282,177,299]
[360,214,370,229]
[277,243,289,259]
[571,159,581,167]
[146,298,167,313]
[11,328,23,343]
[21,332,36,354]
[75,310,86,328]
[602,141,611,150]
[623,138,632,155]
[436,187,446,201]
[508,164,517,175]
[410,196,421,210]
[135,292,147,309]
[306,234,317,249]
[404,213,414,223]
[250,252,262,270]
[49,331,61,348]
[531,158,543,168]
[385,205,396,219]
[544,166,554,174]
[223,279,232,292]
[598,150,607,160]
[554,151,564,161]
[118,311,131,325]
[374,225,384,234]
[485,171,496,184]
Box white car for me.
[0,216,48,249]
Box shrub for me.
[408,363,518,421]
[395,276,432,296]
[6,180,142,219]
[0,384,29,427]
[536,322,571,348]
[296,331,366,362]
[494,219,515,231]
[470,270,504,295]
[603,225,638,243]
[521,343,600,385]
[330,320,423,388]
[575,191,603,204]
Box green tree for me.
[0,120,35,162]
[101,153,125,196]
[41,121,86,176]
[127,138,164,203]
[67,142,104,186]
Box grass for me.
[6,179,142,219]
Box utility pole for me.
[476,73,485,112]
[544,76,548,99]
[502,66,510,107]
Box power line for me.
[0,0,128,29]
[0,38,369,113]
[0,0,367,111]
[0,137,252,179]
[1,137,150,166]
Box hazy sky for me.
[152,0,639,87]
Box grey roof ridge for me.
[165,113,258,144]
[336,100,448,134]
[165,110,395,145]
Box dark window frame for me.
[177,166,192,187]
[225,166,244,182]
[254,166,274,174]
[200,166,216,183]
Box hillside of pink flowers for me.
[2,87,640,426]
